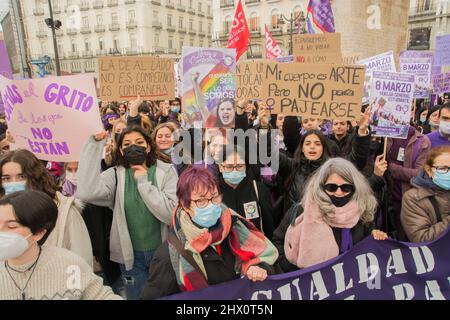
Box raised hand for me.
[358,106,371,136]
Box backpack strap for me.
[428,196,442,223]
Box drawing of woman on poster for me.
[191,72,235,128]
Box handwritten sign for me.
[358,51,397,105]
[293,33,343,64]
[235,60,265,101]
[343,53,362,65]
[369,71,415,139]
[399,51,433,98]
[242,61,365,121]
[0,74,103,161]
[181,47,236,129]
[434,35,450,67]
[98,56,175,101]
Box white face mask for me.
[0,232,32,261]
[439,120,450,136]
[65,172,77,186]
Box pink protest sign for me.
[0,74,103,161]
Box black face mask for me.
[123,144,148,165]
[329,191,355,207]
[114,133,121,143]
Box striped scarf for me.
[168,205,278,292]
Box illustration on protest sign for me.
[399,51,433,98]
[369,71,415,139]
[181,47,236,129]
[0,74,103,161]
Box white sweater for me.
[0,246,122,300]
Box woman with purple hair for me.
[141,167,278,299]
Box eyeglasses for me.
[322,183,355,193]
[221,164,246,172]
[432,166,450,174]
[192,194,222,208]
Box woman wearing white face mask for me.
[62,162,78,197]
[0,190,121,300]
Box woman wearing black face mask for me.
[273,158,387,273]
[76,126,178,300]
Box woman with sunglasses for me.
[401,146,450,242]
[141,167,278,299]
[274,158,387,273]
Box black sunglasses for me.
[323,183,355,193]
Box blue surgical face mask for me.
[3,181,27,195]
[433,171,450,190]
[171,106,180,113]
[192,203,222,228]
[439,121,450,136]
[222,170,246,185]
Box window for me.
[408,27,431,50]
[179,38,184,51]
[82,16,89,27]
[190,38,194,46]
[199,21,203,32]
[71,40,76,52]
[96,15,103,25]
[128,10,135,22]
[189,19,193,31]
[199,39,203,47]
[57,41,63,55]
[113,37,119,49]
[154,33,159,46]
[111,12,118,24]
[250,12,259,32]
[130,33,137,48]
[198,2,202,12]
[207,5,211,15]
[167,14,172,27]
[99,38,104,50]
[85,40,90,51]
[168,37,173,49]
[208,23,211,34]
[224,15,232,32]
[189,0,193,9]
[179,16,184,28]
[271,9,280,29]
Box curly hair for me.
[0,149,59,200]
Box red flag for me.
[264,25,283,60]
[227,0,250,61]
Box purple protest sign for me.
[433,72,450,94]
[434,35,450,67]
[307,0,336,33]
[181,47,236,129]
[399,51,433,98]
[0,35,13,114]
[369,71,415,139]
[162,228,450,300]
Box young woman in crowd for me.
[152,122,179,157]
[140,167,278,299]
[401,146,450,242]
[274,158,388,272]
[0,190,121,300]
[76,126,178,300]
[61,161,78,197]
[0,150,93,266]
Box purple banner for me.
[399,51,433,98]
[0,38,13,114]
[307,0,335,33]
[162,228,450,300]
[434,35,450,67]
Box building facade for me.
[408,0,450,50]
[17,0,213,76]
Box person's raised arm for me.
[191,72,209,122]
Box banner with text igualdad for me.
[162,228,450,300]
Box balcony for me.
[80,3,90,11]
[177,4,186,12]
[166,1,175,9]
[93,1,104,9]
[126,48,138,55]
[107,0,118,7]
[67,52,79,59]
[109,23,120,31]
[220,0,234,9]
[167,24,176,32]
[53,6,61,14]
[127,20,137,29]
[82,50,93,58]
[245,0,261,5]
[152,20,162,29]
[95,25,106,32]
[96,49,107,56]
[153,46,165,53]
[198,10,205,17]
[178,26,186,34]
[66,28,77,35]
[188,29,196,35]
[187,7,195,14]
[166,48,177,54]
[269,27,283,35]
[250,27,261,36]
[85,64,96,72]
[33,7,44,16]
[36,30,47,38]
[125,0,136,4]
[219,31,229,40]
[151,0,161,5]
[71,66,82,73]
[80,26,91,34]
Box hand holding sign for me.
[246,265,268,282]
[374,155,388,177]
[358,106,371,137]
[372,229,388,240]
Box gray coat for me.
[75,137,178,270]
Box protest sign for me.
[434,35,450,67]
[235,60,267,101]
[343,53,362,65]
[0,74,103,162]
[399,51,433,98]
[181,47,236,129]
[0,34,13,114]
[244,61,365,121]
[432,72,450,94]
[357,51,397,105]
[163,228,450,300]
[369,71,415,139]
[98,56,175,101]
[276,55,295,63]
[293,33,343,64]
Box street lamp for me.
[45,0,62,76]
[278,11,306,56]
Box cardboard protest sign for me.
[434,35,450,67]
[181,47,236,129]
[369,71,415,139]
[0,74,103,161]
[250,62,365,121]
[343,53,362,65]
[293,33,343,64]
[399,51,433,98]
[432,72,450,94]
[98,56,175,101]
[235,60,266,101]
[358,51,397,105]
[0,34,13,114]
